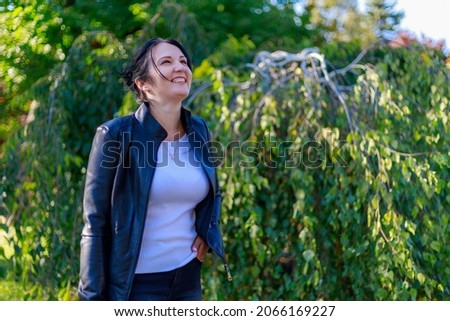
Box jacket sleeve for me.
[78,126,120,300]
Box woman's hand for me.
[192,235,209,262]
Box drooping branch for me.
[189,42,383,135]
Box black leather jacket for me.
[78,103,230,300]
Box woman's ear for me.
[135,78,151,91]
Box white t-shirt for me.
[135,134,209,273]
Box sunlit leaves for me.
[195,44,449,300]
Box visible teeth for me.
[172,78,185,83]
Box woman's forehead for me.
[153,42,185,59]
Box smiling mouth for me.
[171,77,187,83]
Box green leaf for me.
[302,250,315,262]
[417,273,426,285]
[430,241,441,252]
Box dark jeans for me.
[129,258,202,301]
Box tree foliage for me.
[1,30,127,299]
[190,44,449,300]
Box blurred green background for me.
[0,0,448,300]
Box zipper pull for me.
[224,263,233,281]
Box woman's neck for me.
[147,101,185,141]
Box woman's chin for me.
[173,89,191,100]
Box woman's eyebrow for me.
[157,55,186,62]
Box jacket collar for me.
[134,102,193,138]
[134,103,216,193]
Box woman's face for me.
[143,42,192,103]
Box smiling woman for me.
[134,42,193,132]
[78,38,230,301]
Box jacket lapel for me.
[188,129,216,194]
[134,103,216,194]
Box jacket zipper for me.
[224,262,233,281]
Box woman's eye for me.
[161,60,170,64]
[180,60,187,65]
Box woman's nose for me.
[174,61,188,71]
